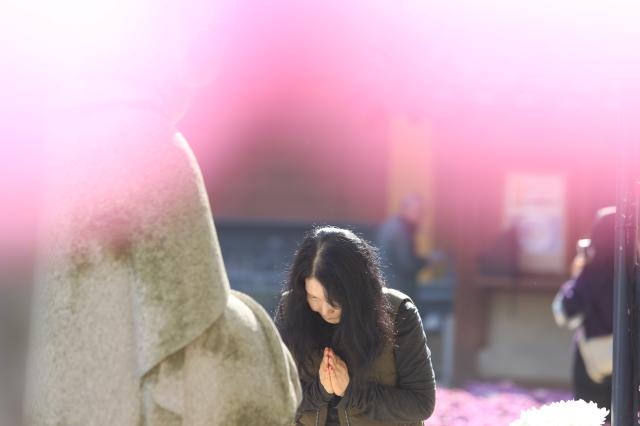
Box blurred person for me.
[552,207,616,419]
[24,1,301,424]
[276,227,436,426]
[377,194,443,301]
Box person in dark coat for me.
[377,195,440,301]
[553,207,615,418]
[277,227,436,426]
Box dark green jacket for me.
[296,288,436,426]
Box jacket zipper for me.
[315,410,319,426]
[344,408,351,426]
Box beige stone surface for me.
[26,102,300,425]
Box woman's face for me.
[305,277,342,324]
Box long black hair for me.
[276,226,394,380]
[588,207,616,266]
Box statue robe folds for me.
[26,90,301,425]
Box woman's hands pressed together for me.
[319,347,334,394]
[321,347,349,397]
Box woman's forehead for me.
[304,277,326,298]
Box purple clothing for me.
[560,261,614,338]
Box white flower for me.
[510,399,609,426]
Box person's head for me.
[399,193,423,225]
[587,206,616,264]
[277,226,393,379]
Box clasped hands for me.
[319,347,349,397]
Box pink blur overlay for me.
[1,1,639,424]
[3,0,640,248]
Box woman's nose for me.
[321,303,333,317]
